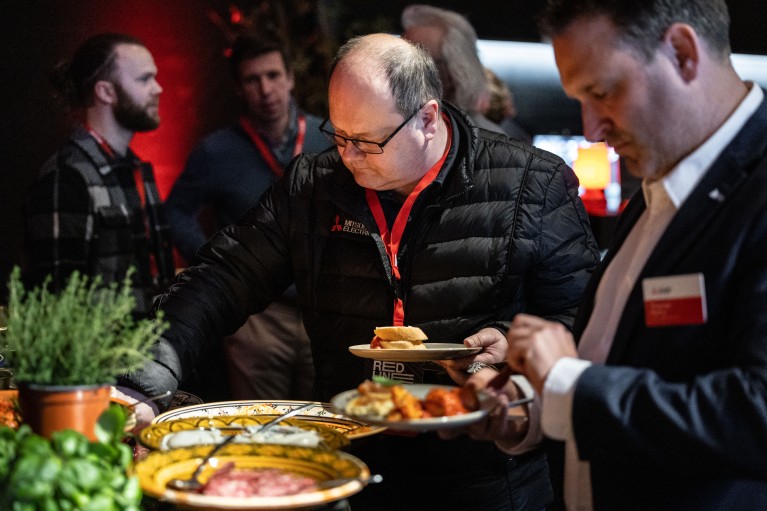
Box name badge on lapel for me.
[642,273,707,327]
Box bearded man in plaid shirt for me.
[24,33,175,316]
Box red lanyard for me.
[365,116,452,325]
[239,114,306,177]
[84,123,147,208]
[85,123,156,277]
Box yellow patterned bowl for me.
[135,443,370,510]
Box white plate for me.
[348,343,482,361]
[152,400,386,440]
[329,384,490,431]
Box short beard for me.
[113,83,160,132]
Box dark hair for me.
[229,35,292,81]
[49,33,145,108]
[330,35,443,118]
[537,0,731,62]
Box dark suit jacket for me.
[567,92,767,510]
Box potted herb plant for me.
[3,266,166,440]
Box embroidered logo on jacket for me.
[330,214,370,236]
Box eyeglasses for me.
[319,105,424,154]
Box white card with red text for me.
[642,273,707,327]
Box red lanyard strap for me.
[240,114,306,178]
[366,115,452,325]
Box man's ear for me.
[420,100,441,139]
[93,80,117,105]
[664,23,700,82]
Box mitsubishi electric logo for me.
[330,214,370,236]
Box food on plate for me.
[238,403,281,415]
[159,425,322,450]
[0,398,19,428]
[370,325,428,349]
[344,380,477,420]
[200,463,318,497]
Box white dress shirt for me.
[501,83,763,511]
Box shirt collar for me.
[645,83,763,209]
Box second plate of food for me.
[330,383,491,431]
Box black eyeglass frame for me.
[319,104,426,154]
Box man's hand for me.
[437,367,529,445]
[506,314,577,394]
[439,327,507,385]
[111,386,160,427]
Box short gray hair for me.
[401,4,487,112]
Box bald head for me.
[330,33,442,118]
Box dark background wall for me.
[2,0,766,299]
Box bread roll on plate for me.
[370,326,428,349]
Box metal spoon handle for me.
[316,473,383,490]
[258,402,315,433]
[128,390,172,409]
[507,396,534,409]
[189,433,239,480]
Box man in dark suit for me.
[457,0,767,509]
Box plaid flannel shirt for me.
[24,127,175,316]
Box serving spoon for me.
[166,402,315,492]
[315,473,384,491]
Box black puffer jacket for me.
[124,104,599,405]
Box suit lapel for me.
[603,92,767,363]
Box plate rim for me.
[152,399,386,440]
[348,343,482,361]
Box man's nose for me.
[340,140,365,160]
[581,104,608,143]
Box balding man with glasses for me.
[122,33,599,511]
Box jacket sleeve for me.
[525,160,600,329]
[120,163,300,409]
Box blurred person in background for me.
[401,4,505,134]
[164,34,330,402]
[24,33,174,318]
[485,67,532,143]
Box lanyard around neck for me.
[84,122,116,159]
[85,123,157,276]
[85,123,147,208]
[239,114,306,178]
[365,116,452,325]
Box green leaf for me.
[95,404,127,444]
[4,266,167,386]
[52,429,88,459]
[372,375,400,386]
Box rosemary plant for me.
[3,266,166,386]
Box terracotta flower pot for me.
[17,383,111,441]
